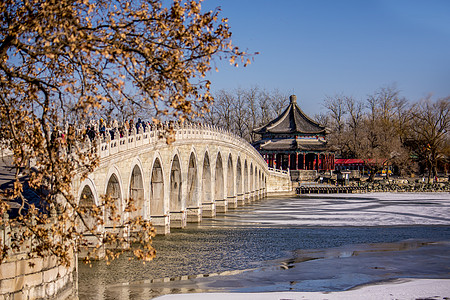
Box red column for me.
[303,154,306,170]
[288,154,291,170]
[295,153,299,170]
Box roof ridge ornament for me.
[290,95,297,104]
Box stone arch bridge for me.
[72,123,292,234]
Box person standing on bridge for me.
[136,118,143,133]
[99,118,106,138]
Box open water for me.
[78,193,450,299]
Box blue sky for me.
[202,0,450,116]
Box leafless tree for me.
[409,96,450,181]
[344,96,365,158]
[322,95,347,156]
[200,86,289,142]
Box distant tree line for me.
[201,85,449,182]
[318,85,449,181]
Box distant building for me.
[335,158,392,176]
[253,95,334,172]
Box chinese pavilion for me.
[253,95,334,172]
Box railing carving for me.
[92,122,267,168]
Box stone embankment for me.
[361,180,450,193]
[297,179,450,194]
[0,213,77,299]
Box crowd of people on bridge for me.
[85,118,151,141]
[48,117,218,155]
[48,118,155,153]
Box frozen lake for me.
[201,192,450,227]
[78,193,450,299]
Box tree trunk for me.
[368,167,376,182]
[427,159,432,184]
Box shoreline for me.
[154,278,450,300]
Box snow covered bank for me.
[154,278,450,300]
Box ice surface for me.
[214,193,450,227]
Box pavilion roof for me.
[253,95,326,135]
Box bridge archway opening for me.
[202,153,212,204]
[258,170,261,192]
[255,168,259,191]
[79,185,97,231]
[262,173,265,191]
[244,160,248,196]
[227,154,234,198]
[130,165,145,220]
[236,158,242,196]
[187,153,199,207]
[215,154,224,201]
[250,163,254,193]
[150,158,164,216]
[105,173,122,227]
[170,155,182,212]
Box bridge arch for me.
[236,157,242,202]
[104,166,124,227]
[78,177,100,207]
[78,177,100,231]
[149,155,165,216]
[227,153,235,199]
[254,166,258,200]
[201,151,212,205]
[169,152,183,213]
[214,152,224,202]
[250,163,254,199]
[258,169,262,199]
[261,170,264,195]
[244,160,248,200]
[186,151,199,208]
[128,159,146,220]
